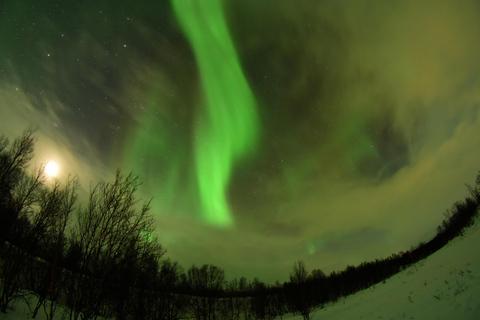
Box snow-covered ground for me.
[285,219,480,320]
[2,220,479,320]
[0,298,66,320]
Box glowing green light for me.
[121,87,200,221]
[141,230,154,243]
[172,0,259,226]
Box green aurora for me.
[125,0,260,226]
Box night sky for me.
[2,0,480,283]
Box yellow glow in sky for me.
[45,161,59,177]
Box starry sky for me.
[2,0,480,283]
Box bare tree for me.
[290,261,308,285]
[42,178,78,319]
[66,170,157,320]
[0,130,39,254]
[18,178,78,319]
[219,278,242,320]
[286,260,313,320]
[250,278,268,320]
[0,130,36,195]
[0,168,46,311]
[238,277,252,320]
[186,264,225,320]
[150,259,186,320]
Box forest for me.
[1,130,479,320]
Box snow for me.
[0,297,64,320]
[2,221,479,320]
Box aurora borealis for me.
[171,0,259,226]
[2,0,480,283]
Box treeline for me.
[0,130,479,320]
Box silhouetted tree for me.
[186,264,225,320]
[0,167,45,312]
[271,281,287,319]
[264,289,286,320]
[123,236,165,320]
[0,139,50,313]
[65,170,157,320]
[285,260,314,320]
[0,130,39,254]
[23,178,78,319]
[151,259,187,320]
[250,278,269,320]
[219,278,242,320]
[237,277,252,320]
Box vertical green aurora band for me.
[172,0,260,226]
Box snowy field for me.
[1,220,479,320]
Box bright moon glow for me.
[45,161,59,177]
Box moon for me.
[45,161,59,177]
